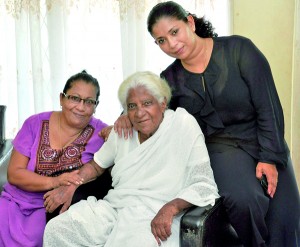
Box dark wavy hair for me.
[62,70,100,100]
[147,1,218,38]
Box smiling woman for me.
[0,71,112,247]
[118,71,171,141]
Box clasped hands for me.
[43,170,83,214]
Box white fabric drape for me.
[0,0,230,139]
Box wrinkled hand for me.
[113,114,133,139]
[99,125,113,141]
[43,184,77,213]
[151,204,177,246]
[55,170,83,188]
[256,162,278,198]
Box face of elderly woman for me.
[127,86,166,139]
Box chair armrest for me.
[180,198,241,247]
[0,139,13,192]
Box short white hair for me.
[118,71,172,113]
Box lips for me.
[137,119,149,124]
[175,46,184,55]
[73,112,86,119]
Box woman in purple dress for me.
[0,70,111,247]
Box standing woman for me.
[0,70,111,247]
[145,1,300,247]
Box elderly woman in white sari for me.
[43,71,219,247]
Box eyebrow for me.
[155,25,178,40]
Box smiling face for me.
[127,86,166,140]
[151,16,197,60]
[60,79,97,129]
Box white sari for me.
[43,108,219,247]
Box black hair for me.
[62,70,100,100]
[147,1,218,38]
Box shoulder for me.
[214,35,251,44]
[214,35,256,51]
[174,107,194,121]
[23,111,52,126]
[161,59,182,79]
[89,116,108,131]
[166,108,204,142]
[174,108,201,131]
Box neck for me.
[181,37,211,73]
[58,112,83,149]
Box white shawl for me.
[94,107,219,212]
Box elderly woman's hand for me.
[151,198,191,245]
[151,203,176,245]
[256,162,278,198]
[43,184,77,213]
[113,114,133,139]
[54,170,83,188]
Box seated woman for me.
[0,70,112,247]
[43,71,220,247]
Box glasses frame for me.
[62,92,98,106]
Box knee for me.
[223,190,269,218]
[44,218,56,237]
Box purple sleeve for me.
[12,113,46,157]
[80,117,108,164]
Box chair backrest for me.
[0,140,13,193]
[0,105,6,146]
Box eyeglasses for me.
[62,93,98,106]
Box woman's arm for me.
[7,149,83,192]
[151,198,192,245]
[238,37,287,167]
[43,160,105,213]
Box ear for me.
[187,15,196,32]
[161,97,167,112]
[59,93,63,107]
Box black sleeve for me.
[238,38,287,167]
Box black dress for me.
[161,35,300,247]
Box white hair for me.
[118,71,172,113]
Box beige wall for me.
[232,0,299,187]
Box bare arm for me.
[44,160,106,213]
[151,198,192,245]
[7,149,83,192]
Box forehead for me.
[127,86,154,101]
[68,80,96,96]
[152,17,183,37]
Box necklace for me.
[58,113,82,149]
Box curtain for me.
[0,0,230,139]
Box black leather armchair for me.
[180,198,243,247]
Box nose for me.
[135,106,146,118]
[76,99,86,111]
[168,36,177,48]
